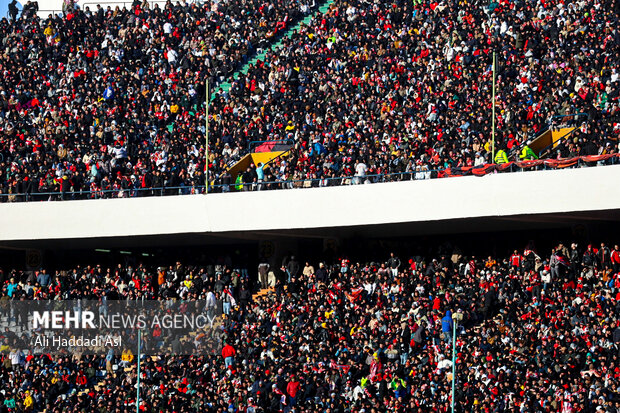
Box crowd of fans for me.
[0,240,618,411]
[207,0,620,190]
[0,0,618,200]
[0,0,317,200]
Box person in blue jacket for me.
[441,310,453,342]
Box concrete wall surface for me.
[1,165,619,242]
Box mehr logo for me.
[31,310,217,330]
[32,311,96,329]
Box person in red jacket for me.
[611,245,620,274]
[286,375,301,406]
[222,342,236,368]
[76,371,87,387]
[510,250,522,271]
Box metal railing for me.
[9,0,191,20]
[81,0,174,11]
[0,155,617,203]
[550,112,588,125]
[0,185,205,203]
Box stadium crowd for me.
[207,0,620,190]
[0,241,619,412]
[0,0,618,199]
[0,0,317,200]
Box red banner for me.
[471,164,496,176]
[516,160,544,169]
[580,154,616,163]
[543,157,579,169]
[496,162,514,172]
[440,154,618,178]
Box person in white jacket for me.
[541,269,551,290]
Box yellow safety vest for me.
[494,150,508,164]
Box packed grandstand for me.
[0,0,617,200]
[0,243,619,412]
[0,0,619,412]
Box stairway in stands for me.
[252,287,275,301]
[527,126,577,156]
[207,0,334,184]
[226,140,295,184]
[213,0,335,98]
[512,113,585,159]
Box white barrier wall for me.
[1,165,620,242]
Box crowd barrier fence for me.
[0,154,617,203]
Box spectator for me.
[8,0,18,22]
[315,262,327,283]
[612,245,620,274]
[286,255,300,282]
[221,341,236,369]
[35,270,50,288]
[599,242,612,270]
[257,260,270,289]
[302,261,314,278]
[387,252,401,278]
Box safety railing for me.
[0,154,617,203]
[8,0,193,20]
[37,9,62,16]
[81,2,134,10]
[550,112,588,125]
[81,0,172,11]
[0,185,205,203]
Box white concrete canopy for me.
[1,165,619,244]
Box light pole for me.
[205,79,210,194]
[451,311,463,413]
[136,329,141,413]
[491,51,496,164]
